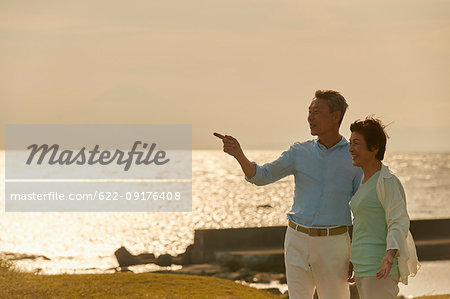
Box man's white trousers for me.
[284,224,351,299]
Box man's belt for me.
[288,219,348,237]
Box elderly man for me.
[216,90,362,299]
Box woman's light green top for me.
[350,170,399,277]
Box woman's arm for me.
[377,249,398,279]
[378,175,410,279]
[384,176,410,252]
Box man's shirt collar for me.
[315,136,348,151]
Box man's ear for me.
[333,110,341,124]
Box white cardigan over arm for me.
[376,164,420,285]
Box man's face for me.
[307,98,339,136]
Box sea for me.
[1,150,450,296]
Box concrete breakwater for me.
[409,218,450,260]
[115,218,450,271]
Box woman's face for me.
[349,131,378,167]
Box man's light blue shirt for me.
[245,137,362,227]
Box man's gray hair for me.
[314,90,348,126]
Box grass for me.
[0,258,280,299]
[413,296,450,299]
[1,258,449,299]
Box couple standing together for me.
[217,90,420,299]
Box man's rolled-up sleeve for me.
[245,145,296,186]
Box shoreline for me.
[5,259,450,298]
[3,218,450,297]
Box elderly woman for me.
[347,117,420,299]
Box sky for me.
[1,0,449,151]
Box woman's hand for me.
[347,261,355,283]
[376,249,398,280]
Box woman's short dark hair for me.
[350,117,388,160]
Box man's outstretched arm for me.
[214,133,256,178]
